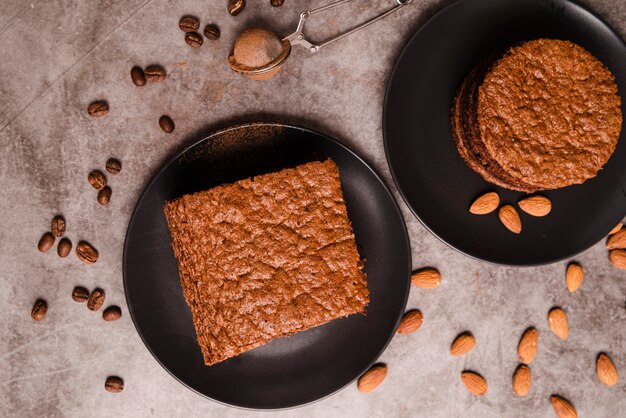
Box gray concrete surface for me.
[1,0,625,416]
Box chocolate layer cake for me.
[163,159,369,366]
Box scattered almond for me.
[597,353,618,386]
[518,195,552,217]
[512,364,531,396]
[469,192,500,215]
[607,228,626,250]
[565,263,584,293]
[550,395,577,418]
[357,365,388,393]
[609,249,626,270]
[461,371,488,396]
[517,327,538,364]
[411,268,441,289]
[450,333,476,356]
[609,222,623,235]
[548,308,568,340]
[498,205,522,234]
[397,310,423,335]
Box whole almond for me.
[597,353,618,386]
[397,310,423,335]
[411,268,441,289]
[469,192,499,215]
[565,263,584,293]
[512,364,531,396]
[518,195,552,217]
[550,395,577,418]
[517,327,538,364]
[498,205,522,234]
[548,308,568,340]
[607,228,626,250]
[357,365,387,393]
[609,249,626,270]
[609,222,623,235]
[461,371,488,396]
[451,333,476,356]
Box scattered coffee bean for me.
[51,215,66,237]
[203,24,220,40]
[270,0,284,6]
[103,305,122,321]
[57,238,72,257]
[38,232,55,252]
[130,66,146,86]
[185,32,203,48]
[72,286,89,303]
[179,15,200,32]
[105,158,122,175]
[31,299,47,321]
[228,0,245,16]
[159,115,175,133]
[87,288,105,311]
[144,65,166,82]
[105,376,124,393]
[76,241,99,264]
[97,186,112,206]
[88,170,107,190]
[87,101,109,117]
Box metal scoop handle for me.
[284,0,413,53]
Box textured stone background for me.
[1,0,625,417]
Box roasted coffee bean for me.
[185,32,203,48]
[179,15,199,32]
[159,115,175,133]
[88,170,106,190]
[38,232,55,252]
[31,299,47,321]
[72,286,89,303]
[87,288,105,311]
[97,186,112,206]
[228,0,245,16]
[144,65,166,82]
[51,215,66,237]
[105,376,124,393]
[130,66,146,86]
[270,0,284,6]
[105,158,122,175]
[57,238,72,257]
[87,101,109,117]
[103,305,122,321]
[203,24,220,40]
[76,241,98,264]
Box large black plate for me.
[384,0,626,265]
[123,124,411,409]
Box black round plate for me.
[384,0,626,265]
[123,124,411,409]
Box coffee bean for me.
[31,299,47,321]
[103,305,122,321]
[97,186,112,206]
[185,32,203,48]
[88,170,107,190]
[203,24,220,40]
[72,286,89,303]
[105,376,124,393]
[38,232,55,252]
[270,0,284,6]
[130,66,146,86]
[87,101,109,117]
[87,288,105,311]
[144,65,166,82]
[57,238,72,257]
[51,215,66,237]
[159,115,175,133]
[228,0,245,16]
[105,158,122,175]
[76,241,98,264]
[179,15,199,32]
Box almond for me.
[397,310,423,335]
[597,353,618,386]
[609,249,626,270]
[565,263,584,293]
[357,365,388,393]
[512,364,531,396]
[498,205,522,234]
[461,371,488,396]
[548,308,568,340]
[550,395,577,418]
[518,195,552,217]
[411,268,441,289]
[469,192,500,215]
[450,333,476,356]
[517,327,538,364]
[607,228,626,250]
[609,222,623,235]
